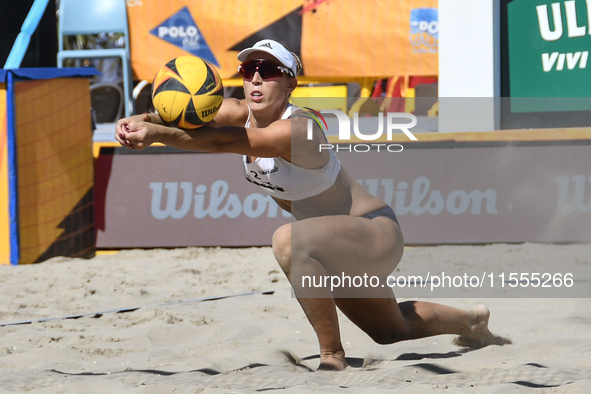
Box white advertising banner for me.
[95,141,591,247]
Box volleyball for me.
[151,56,224,129]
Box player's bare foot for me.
[317,350,347,371]
[453,304,512,348]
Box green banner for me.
[508,0,591,112]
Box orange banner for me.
[127,0,438,81]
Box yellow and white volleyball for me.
[151,56,224,129]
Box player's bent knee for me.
[369,331,409,345]
[272,224,292,272]
[366,323,411,345]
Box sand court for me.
[0,244,589,393]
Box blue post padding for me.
[3,0,51,69]
[6,72,20,265]
[1,67,98,265]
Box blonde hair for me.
[289,51,303,76]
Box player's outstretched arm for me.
[115,115,294,159]
[115,98,249,149]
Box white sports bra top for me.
[242,104,341,201]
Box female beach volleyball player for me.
[115,39,506,371]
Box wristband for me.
[143,112,150,122]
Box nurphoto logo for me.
[305,109,418,153]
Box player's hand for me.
[115,116,157,151]
[115,115,145,149]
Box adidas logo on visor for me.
[259,42,273,49]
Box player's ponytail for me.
[289,51,303,76]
